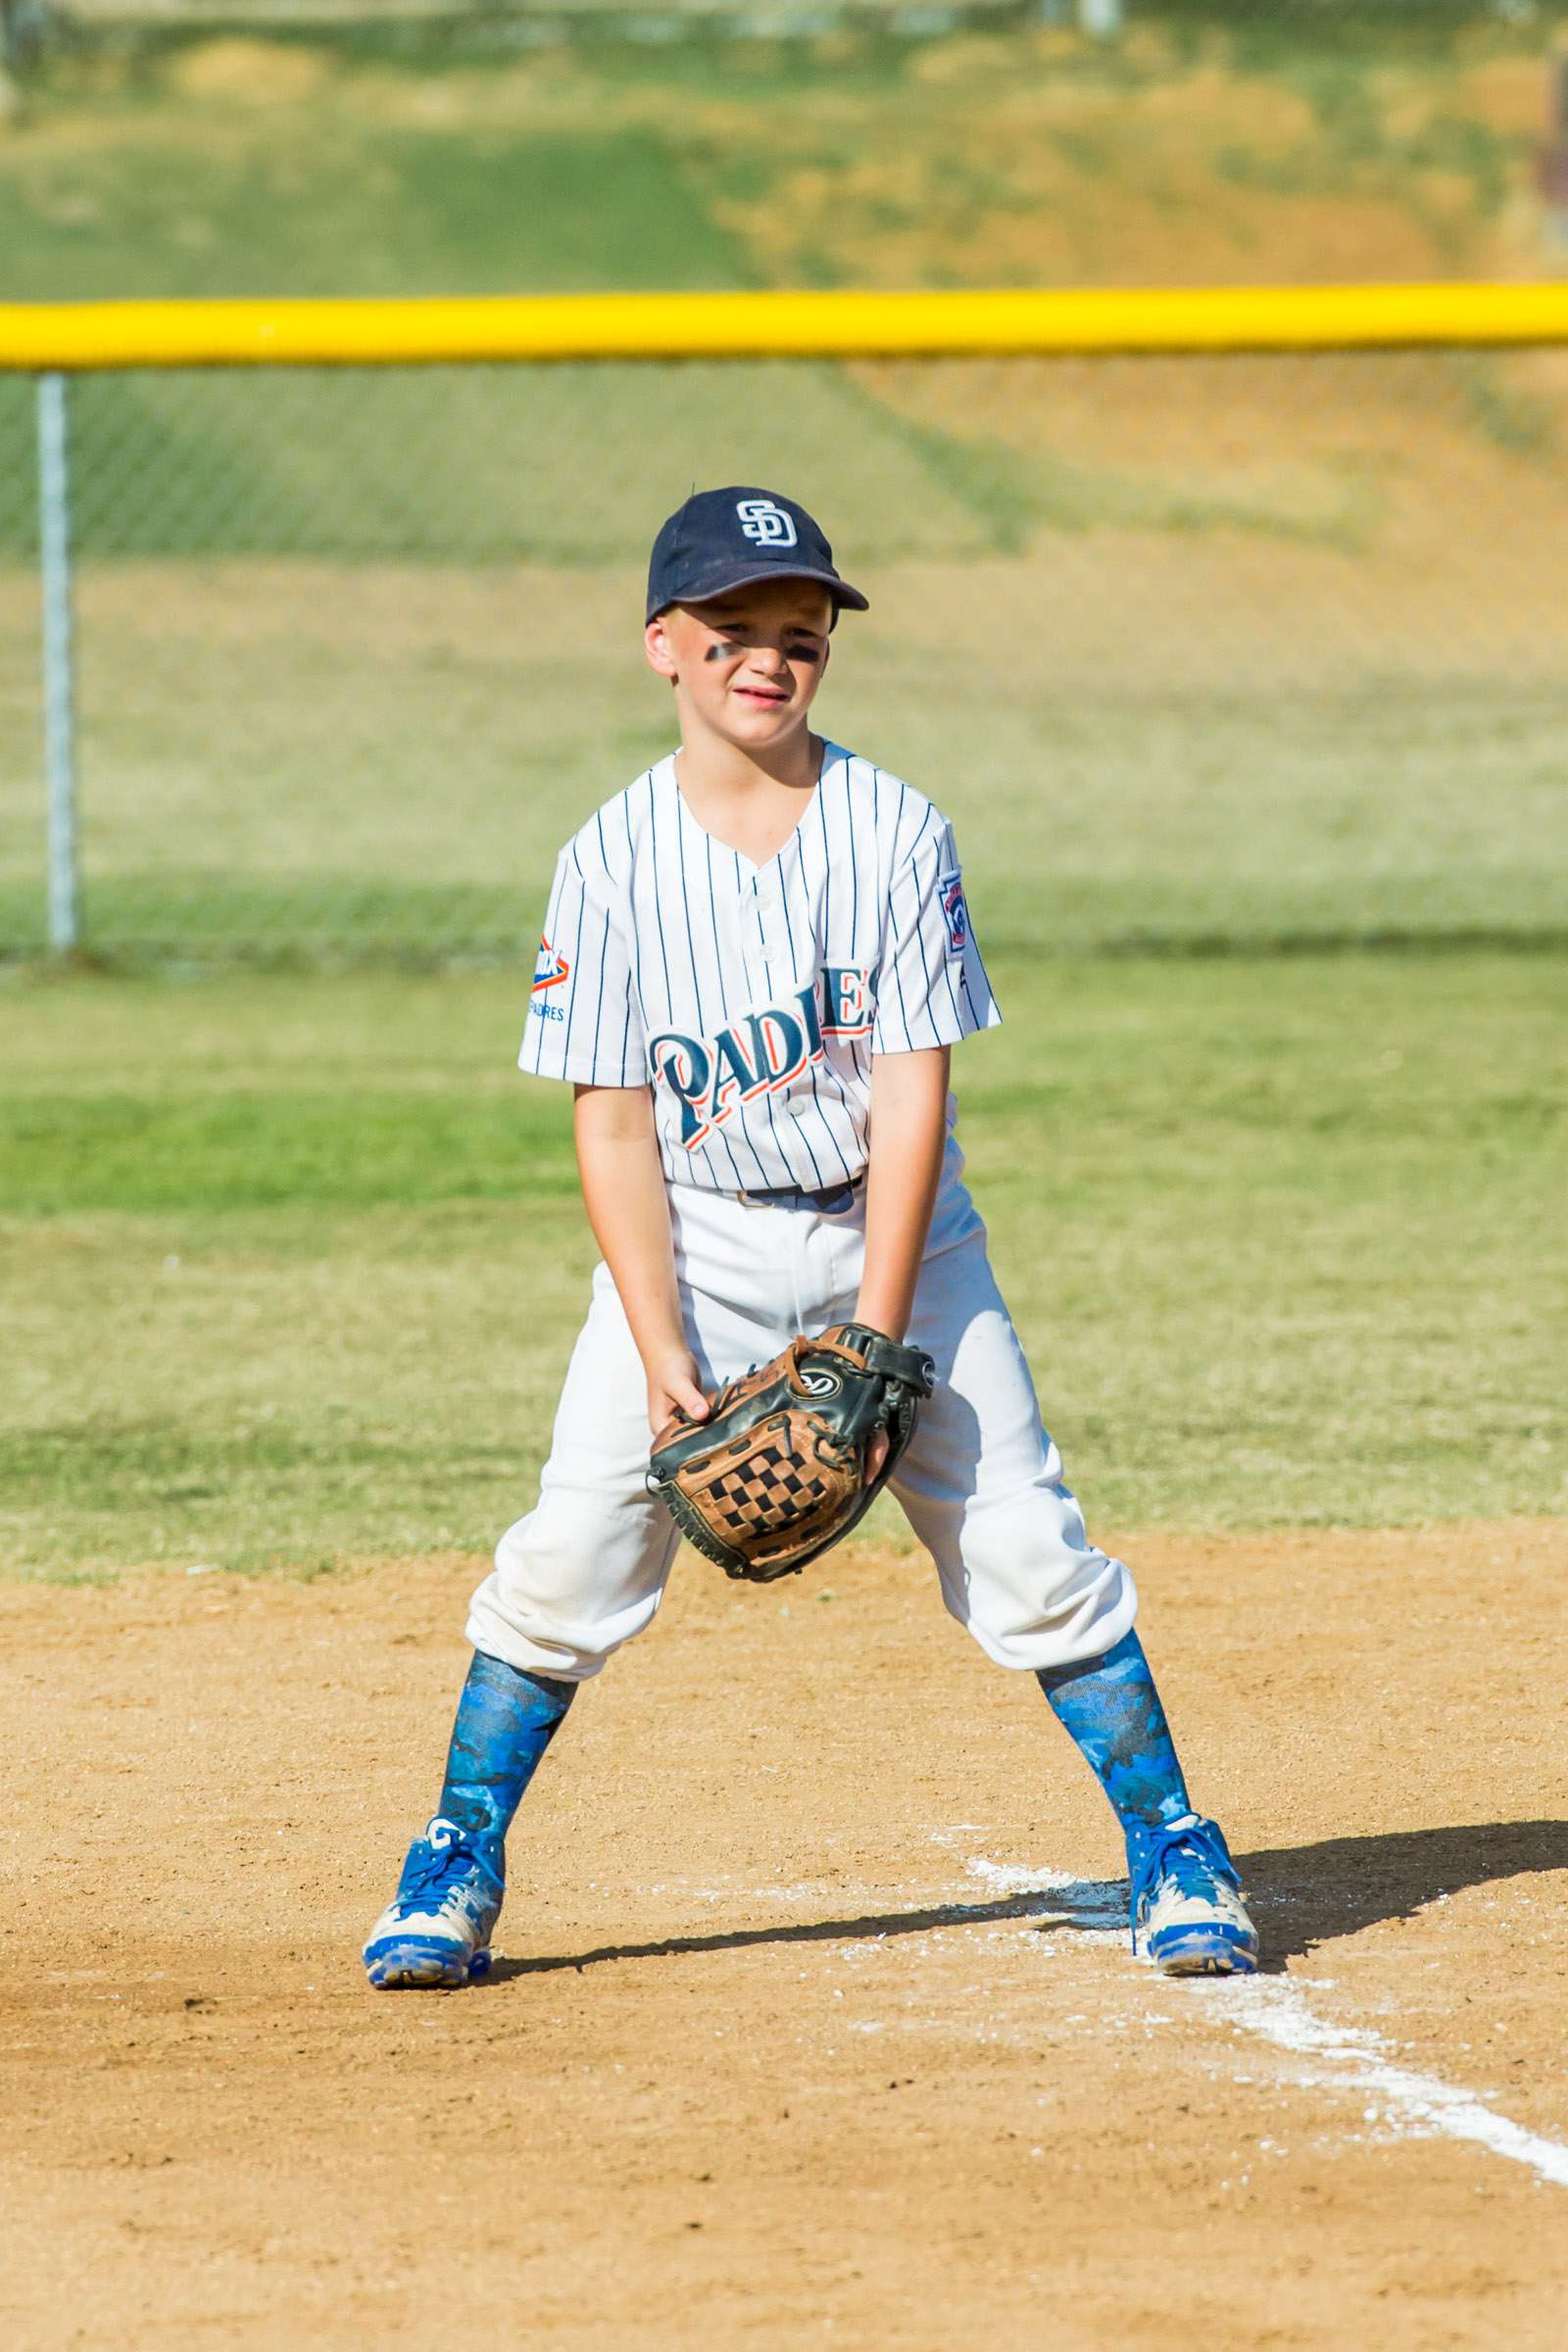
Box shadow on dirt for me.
[486,1887,1115,1982]
[486,1818,1568,1984]
[1237,1817,1568,1973]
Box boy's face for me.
[645,578,833,751]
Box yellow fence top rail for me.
[5,284,1568,370]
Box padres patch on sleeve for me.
[530,936,570,1020]
[937,873,969,959]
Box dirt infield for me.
[5,1524,1566,2348]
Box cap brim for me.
[648,561,869,624]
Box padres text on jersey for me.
[520,745,1002,1192]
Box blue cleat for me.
[363,1815,504,1989]
[1129,1812,1259,1977]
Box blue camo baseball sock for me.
[435,1650,577,1848]
[1036,1630,1194,1873]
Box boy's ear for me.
[645,615,679,681]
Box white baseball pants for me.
[467,1160,1136,1682]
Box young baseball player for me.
[364,487,1258,1988]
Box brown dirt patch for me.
[4,1522,1567,2346]
[166,41,335,108]
[707,52,1496,293]
[1453,56,1556,139]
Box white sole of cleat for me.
[365,1939,492,1990]
[1150,1936,1258,1978]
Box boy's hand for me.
[647,1348,710,1440]
[647,1339,884,1475]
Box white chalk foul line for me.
[1219,1977,1568,2189]
[958,1853,1568,2192]
[961,1853,1128,1933]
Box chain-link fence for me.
[4,341,1568,965]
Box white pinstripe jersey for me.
[520,742,1002,1194]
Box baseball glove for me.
[647,1323,936,1584]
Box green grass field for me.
[3,948,1563,1576]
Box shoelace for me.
[1142,1817,1237,1904]
[401,1838,486,1906]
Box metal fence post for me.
[36,368,80,955]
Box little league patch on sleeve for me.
[938,873,969,959]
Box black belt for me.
[738,1172,865,1214]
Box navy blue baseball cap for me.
[646,486,869,625]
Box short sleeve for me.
[871,817,1002,1054]
[518,841,647,1086]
